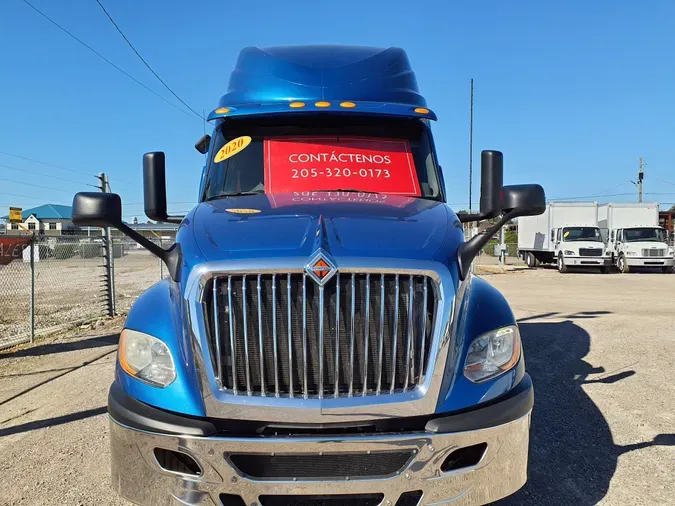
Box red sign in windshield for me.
[264,137,420,196]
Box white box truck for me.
[598,202,674,273]
[518,202,611,273]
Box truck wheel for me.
[617,254,630,273]
[557,253,568,273]
[526,252,536,268]
[663,266,674,274]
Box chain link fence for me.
[0,235,112,350]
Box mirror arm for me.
[457,209,518,280]
[457,211,497,223]
[115,222,182,281]
[165,215,184,224]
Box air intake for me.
[441,443,487,472]
[153,448,201,476]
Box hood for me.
[190,192,455,262]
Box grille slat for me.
[212,279,223,387]
[579,248,602,257]
[287,274,294,398]
[390,275,400,394]
[420,277,428,384]
[242,276,252,395]
[349,274,356,397]
[208,272,436,398]
[334,275,340,398]
[642,248,666,257]
[272,274,279,397]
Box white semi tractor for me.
[517,201,611,273]
[598,202,674,273]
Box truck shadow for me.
[495,316,674,505]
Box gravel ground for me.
[0,250,162,349]
[0,267,673,505]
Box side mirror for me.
[71,191,183,281]
[72,193,122,228]
[143,152,184,224]
[456,156,547,279]
[144,152,168,222]
[479,150,504,219]
[500,184,546,218]
[457,150,503,222]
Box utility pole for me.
[98,172,116,316]
[637,156,644,203]
[468,78,474,213]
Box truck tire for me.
[525,252,536,268]
[557,253,568,273]
[617,254,630,274]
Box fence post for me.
[102,234,115,317]
[30,236,35,343]
[159,236,164,280]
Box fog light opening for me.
[220,494,247,506]
[395,490,423,506]
[153,448,202,477]
[440,442,488,472]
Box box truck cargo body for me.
[518,202,610,272]
[599,202,674,273]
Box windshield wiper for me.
[206,191,264,201]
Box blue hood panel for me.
[191,193,452,262]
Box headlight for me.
[668,248,674,256]
[464,325,521,383]
[626,251,637,256]
[119,329,176,387]
[564,250,575,255]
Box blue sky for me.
[2,0,675,221]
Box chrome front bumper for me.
[109,412,530,506]
[563,256,611,266]
[626,257,675,267]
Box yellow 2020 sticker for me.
[226,208,260,214]
[214,136,251,163]
[563,231,570,238]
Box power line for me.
[655,178,675,187]
[0,163,98,188]
[0,191,70,204]
[0,150,131,186]
[548,192,636,201]
[0,150,97,177]
[19,0,194,120]
[94,0,205,122]
[0,177,81,194]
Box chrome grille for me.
[204,273,437,398]
[642,248,666,257]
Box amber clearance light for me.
[414,107,430,114]
[340,101,356,108]
[315,101,331,108]
[214,107,230,114]
[289,102,306,108]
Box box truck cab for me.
[550,224,608,272]
[518,202,611,273]
[71,45,546,506]
[599,203,674,273]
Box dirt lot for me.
[0,267,673,505]
[0,248,162,349]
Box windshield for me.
[624,228,667,242]
[562,227,603,242]
[201,116,443,201]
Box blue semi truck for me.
[73,45,545,506]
